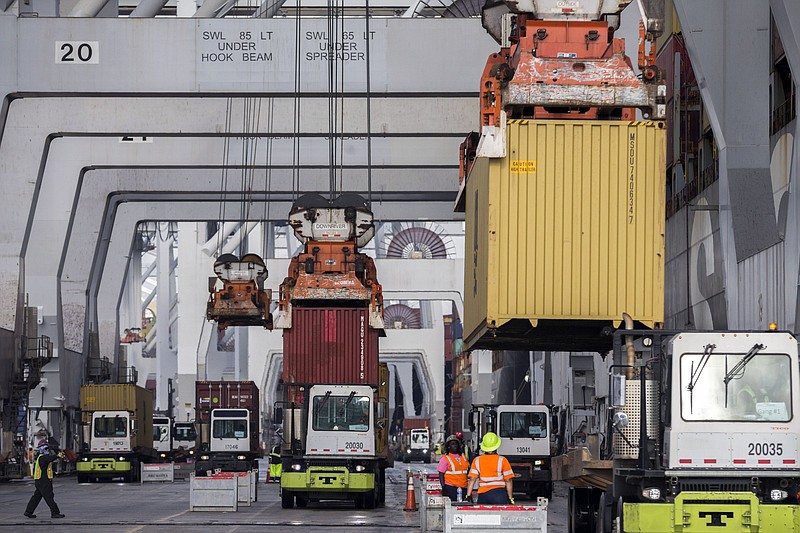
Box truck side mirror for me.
[377,403,386,420]
[611,375,626,407]
[468,412,476,432]
[274,407,283,425]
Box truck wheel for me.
[596,493,613,533]
[77,474,88,483]
[296,495,309,508]
[402,455,410,464]
[377,470,386,506]
[362,489,376,509]
[281,492,294,509]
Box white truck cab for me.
[90,411,132,452]
[665,331,800,474]
[306,385,374,457]
[210,408,250,453]
[153,416,172,458]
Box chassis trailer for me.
[559,328,800,532]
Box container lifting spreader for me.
[206,253,273,331]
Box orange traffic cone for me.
[403,470,417,511]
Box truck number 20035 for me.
[748,442,783,456]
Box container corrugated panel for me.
[195,381,259,422]
[402,418,430,431]
[283,307,380,386]
[80,384,153,450]
[464,120,666,352]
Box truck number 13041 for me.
[748,442,783,456]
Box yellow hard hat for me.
[480,432,501,453]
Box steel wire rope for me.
[364,0,373,208]
[262,97,276,258]
[216,98,235,256]
[291,0,303,202]
[239,97,261,256]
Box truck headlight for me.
[81,457,89,462]
[534,460,544,466]
[642,487,661,500]
[237,455,247,460]
[355,465,366,472]
[189,450,195,455]
[406,449,411,454]
[118,456,126,462]
[200,455,210,461]
[423,449,428,453]
[160,453,166,458]
[292,464,302,471]
[770,489,788,501]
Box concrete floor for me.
[0,462,569,532]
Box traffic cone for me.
[403,470,417,511]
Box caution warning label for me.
[510,160,537,173]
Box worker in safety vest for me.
[455,431,472,462]
[437,434,470,501]
[465,432,515,505]
[24,444,65,519]
[269,445,282,482]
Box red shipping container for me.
[195,381,259,423]
[283,307,380,386]
[402,418,430,431]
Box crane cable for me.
[216,98,235,256]
[291,0,303,202]
[365,0,373,208]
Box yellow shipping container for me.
[80,384,153,448]
[463,119,666,352]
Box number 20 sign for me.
[55,42,100,64]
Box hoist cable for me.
[365,0,373,208]
[292,1,303,202]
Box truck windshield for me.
[312,394,371,432]
[94,415,128,438]
[499,412,547,438]
[212,419,248,439]
[153,426,169,442]
[174,425,197,441]
[680,351,792,421]
[411,430,429,445]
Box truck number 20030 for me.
[345,442,364,450]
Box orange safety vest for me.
[33,455,54,481]
[442,453,469,488]
[468,454,514,494]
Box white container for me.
[442,498,548,533]
[189,474,238,512]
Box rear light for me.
[642,487,661,500]
[770,489,788,501]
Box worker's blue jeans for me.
[476,487,509,505]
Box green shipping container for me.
[462,119,666,352]
[80,384,153,449]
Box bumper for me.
[623,492,800,532]
[281,467,375,494]
[194,456,253,474]
[76,458,132,475]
